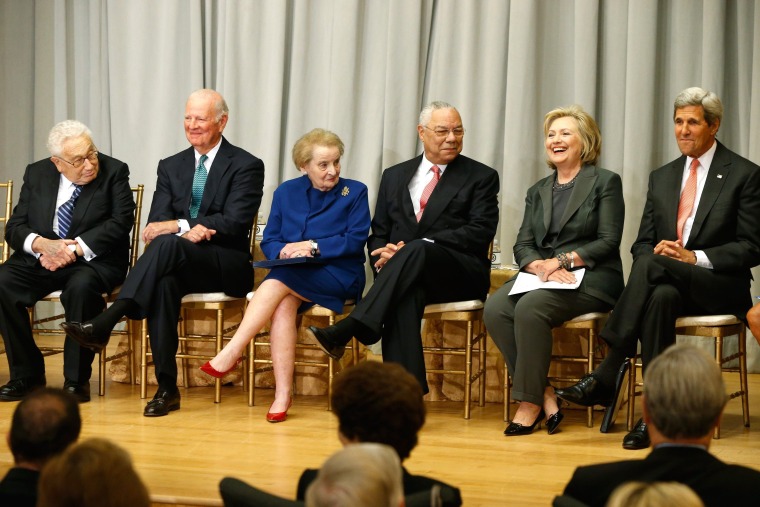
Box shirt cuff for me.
[694,250,713,269]
[24,233,42,258]
[176,219,190,235]
[75,237,96,261]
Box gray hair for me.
[305,443,403,507]
[673,87,723,127]
[607,481,704,507]
[418,101,458,127]
[46,120,93,157]
[644,344,727,440]
[188,88,229,122]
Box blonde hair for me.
[607,481,704,507]
[291,128,345,170]
[37,438,150,507]
[543,105,602,169]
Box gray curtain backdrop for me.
[1,0,759,364]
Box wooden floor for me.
[1,351,759,506]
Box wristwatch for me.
[309,239,319,257]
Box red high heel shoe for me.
[266,398,293,423]
[199,358,241,379]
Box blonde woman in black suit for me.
[484,105,625,436]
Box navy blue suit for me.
[0,155,134,382]
[261,175,370,313]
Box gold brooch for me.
[341,186,350,196]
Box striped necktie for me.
[58,184,83,238]
[416,165,440,222]
[190,154,208,218]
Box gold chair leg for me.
[739,326,750,427]
[214,308,223,404]
[627,357,637,432]
[140,318,149,399]
[478,323,486,408]
[463,321,473,419]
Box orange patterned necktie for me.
[676,158,699,242]
[416,165,440,222]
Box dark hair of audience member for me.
[331,360,425,461]
[37,438,150,507]
[9,387,81,467]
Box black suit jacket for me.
[368,154,499,292]
[147,136,264,296]
[513,165,625,306]
[562,446,760,507]
[630,141,760,314]
[5,154,134,289]
[296,466,462,505]
[0,467,40,507]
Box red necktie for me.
[416,165,440,222]
[676,158,699,242]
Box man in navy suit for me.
[0,120,134,403]
[64,89,265,416]
[557,87,760,449]
[307,101,499,392]
[559,344,760,507]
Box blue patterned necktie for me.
[57,184,83,238]
[190,154,208,218]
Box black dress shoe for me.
[555,374,614,407]
[0,376,47,401]
[546,409,565,435]
[623,418,651,450]
[504,409,545,436]
[63,379,91,403]
[144,389,181,417]
[60,321,109,353]
[306,326,346,360]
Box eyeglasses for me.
[424,126,466,138]
[57,151,99,169]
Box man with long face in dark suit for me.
[63,89,265,416]
[307,101,499,393]
[0,120,134,403]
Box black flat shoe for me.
[555,373,614,407]
[546,409,564,434]
[0,376,47,401]
[504,409,545,436]
[60,321,109,353]
[306,326,346,360]
[63,379,91,403]
[623,418,651,450]
[144,389,181,417]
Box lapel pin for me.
[717,174,723,179]
[341,186,349,196]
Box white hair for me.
[418,100,457,127]
[46,120,93,157]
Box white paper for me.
[508,268,586,296]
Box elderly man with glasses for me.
[307,101,499,393]
[0,120,134,403]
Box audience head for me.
[417,100,464,165]
[184,88,229,154]
[7,387,81,469]
[606,481,704,507]
[291,128,344,192]
[305,443,404,507]
[37,438,150,507]
[47,120,100,185]
[332,360,425,461]
[643,344,727,443]
[672,87,721,159]
[543,105,602,169]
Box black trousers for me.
[0,259,109,382]
[117,234,250,389]
[601,254,751,369]
[350,240,489,393]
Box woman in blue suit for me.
[484,106,625,436]
[201,129,370,422]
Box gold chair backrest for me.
[0,180,13,264]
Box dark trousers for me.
[484,281,611,405]
[601,254,751,369]
[0,260,108,382]
[350,240,489,393]
[117,234,246,389]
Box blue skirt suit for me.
[261,175,371,313]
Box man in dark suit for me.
[558,344,760,507]
[307,101,499,392]
[556,87,760,449]
[0,120,134,403]
[63,89,265,416]
[0,388,82,507]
